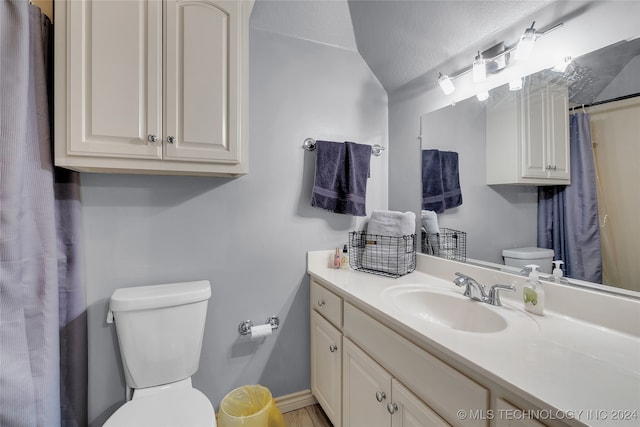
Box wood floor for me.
[282,404,333,427]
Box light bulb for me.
[552,56,572,73]
[515,24,537,60]
[472,52,486,82]
[438,73,455,95]
[476,91,489,101]
[509,78,523,91]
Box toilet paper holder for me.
[238,316,280,336]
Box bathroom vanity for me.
[308,251,640,427]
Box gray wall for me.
[82,27,388,425]
[389,91,537,265]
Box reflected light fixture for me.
[472,51,487,82]
[552,56,572,73]
[509,77,523,91]
[438,73,455,95]
[476,91,489,101]
[515,21,537,60]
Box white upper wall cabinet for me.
[54,0,253,176]
[486,82,570,186]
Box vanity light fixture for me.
[552,56,572,73]
[438,73,455,95]
[476,91,489,101]
[435,21,563,97]
[472,51,487,82]
[514,22,537,60]
[509,77,523,91]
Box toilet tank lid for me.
[502,247,554,259]
[110,280,211,313]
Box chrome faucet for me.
[453,272,515,306]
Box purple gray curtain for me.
[537,112,602,283]
[0,2,87,426]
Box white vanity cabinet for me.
[311,279,481,427]
[311,311,342,427]
[342,337,449,427]
[54,0,252,176]
[310,281,343,427]
[486,82,570,185]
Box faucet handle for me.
[487,284,515,306]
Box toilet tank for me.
[108,280,211,389]
[502,247,554,274]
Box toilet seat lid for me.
[103,387,216,427]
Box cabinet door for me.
[547,86,570,180]
[342,338,391,427]
[311,311,342,427]
[64,0,162,158]
[164,0,242,163]
[521,87,548,179]
[391,379,450,427]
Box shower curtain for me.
[0,2,87,426]
[537,112,602,283]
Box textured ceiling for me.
[347,0,555,94]
[250,0,358,51]
[250,1,612,96]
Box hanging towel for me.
[422,149,463,213]
[441,151,463,210]
[311,140,372,216]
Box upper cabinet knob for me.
[147,134,158,143]
[167,136,176,144]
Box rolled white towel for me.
[367,210,416,237]
[421,210,440,235]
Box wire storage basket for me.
[348,231,416,278]
[422,228,467,262]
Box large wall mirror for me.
[419,37,640,294]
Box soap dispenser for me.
[552,260,565,282]
[340,244,349,269]
[523,264,545,315]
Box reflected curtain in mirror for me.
[590,97,640,291]
[537,112,602,283]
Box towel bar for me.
[302,138,385,156]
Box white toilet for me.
[103,280,215,427]
[502,247,554,274]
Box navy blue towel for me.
[311,140,372,216]
[422,149,462,213]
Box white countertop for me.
[308,251,640,427]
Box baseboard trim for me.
[274,389,318,413]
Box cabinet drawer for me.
[495,399,547,427]
[311,280,343,329]
[343,303,489,427]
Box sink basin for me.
[383,285,508,333]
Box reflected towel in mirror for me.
[422,149,462,213]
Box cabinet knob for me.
[167,136,176,144]
[147,134,158,143]
[387,403,398,414]
[317,300,325,307]
[329,344,338,352]
[375,391,386,402]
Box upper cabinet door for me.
[66,0,162,158]
[164,0,241,163]
[521,87,548,179]
[547,85,570,180]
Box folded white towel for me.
[421,210,440,235]
[367,210,416,237]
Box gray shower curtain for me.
[537,112,602,283]
[0,2,87,426]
